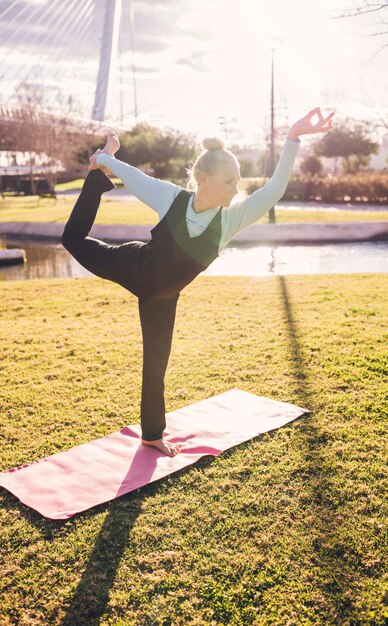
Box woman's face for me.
[202,161,241,207]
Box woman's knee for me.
[61,229,72,251]
[61,229,70,250]
[61,230,82,253]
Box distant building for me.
[0,165,57,197]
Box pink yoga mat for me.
[0,389,308,519]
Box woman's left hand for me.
[88,149,112,174]
[288,107,335,140]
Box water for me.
[1,239,387,282]
[205,241,388,277]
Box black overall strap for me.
[165,189,223,261]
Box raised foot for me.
[103,131,120,156]
[141,437,182,457]
[88,131,120,172]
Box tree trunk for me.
[29,152,36,195]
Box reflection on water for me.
[0,240,95,281]
[204,241,388,277]
[0,239,387,282]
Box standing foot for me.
[141,437,182,457]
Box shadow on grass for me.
[59,271,329,625]
[277,274,314,404]
[58,497,142,626]
[1,452,214,625]
[0,489,145,625]
[56,454,215,626]
[277,274,356,622]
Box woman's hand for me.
[88,149,112,174]
[88,134,119,172]
[88,149,104,171]
[287,107,335,141]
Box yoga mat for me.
[0,389,309,520]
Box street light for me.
[266,37,284,223]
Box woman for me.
[62,107,334,457]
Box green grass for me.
[1,194,388,226]
[0,195,157,225]
[0,274,387,625]
[54,178,86,191]
[55,178,122,191]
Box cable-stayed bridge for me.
[0,0,140,136]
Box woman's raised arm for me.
[87,137,181,218]
[94,152,181,218]
[219,107,335,247]
[287,107,334,141]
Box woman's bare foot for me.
[103,131,120,156]
[88,131,120,172]
[141,437,182,457]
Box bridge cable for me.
[0,0,88,88]
[0,0,24,21]
[0,0,65,79]
[0,0,57,60]
[39,0,98,110]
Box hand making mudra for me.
[62,107,334,457]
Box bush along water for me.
[246,172,388,204]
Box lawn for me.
[1,194,388,227]
[0,274,386,625]
[55,177,123,192]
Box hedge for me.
[246,172,388,204]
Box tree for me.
[114,123,199,180]
[331,1,388,62]
[313,120,379,174]
[300,155,323,176]
[331,3,388,131]
[0,83,99,190]
[238,159,258,177]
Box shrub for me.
[246,172,388,204]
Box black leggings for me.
[62,170,179,441]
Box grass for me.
[0,273,387,625]
[0,195,156,225]
[1,194,388,226]
[55,178,123,192]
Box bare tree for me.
[331,1,388,61]
[358,81,388,129]
[330,2,388,130]
[0,83,103,192]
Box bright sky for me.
[124,0,387,144]
[0,0,387,146]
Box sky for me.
[0,0,387,147]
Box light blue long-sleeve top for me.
[96,137,300,252]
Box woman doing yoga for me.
[62,107,334,457]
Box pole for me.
[268,48,276,224]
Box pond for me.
[1,239,387,282]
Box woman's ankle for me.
[85,169,116,193]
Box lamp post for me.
[267,38,283,224]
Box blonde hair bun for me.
[202,137,225,151]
